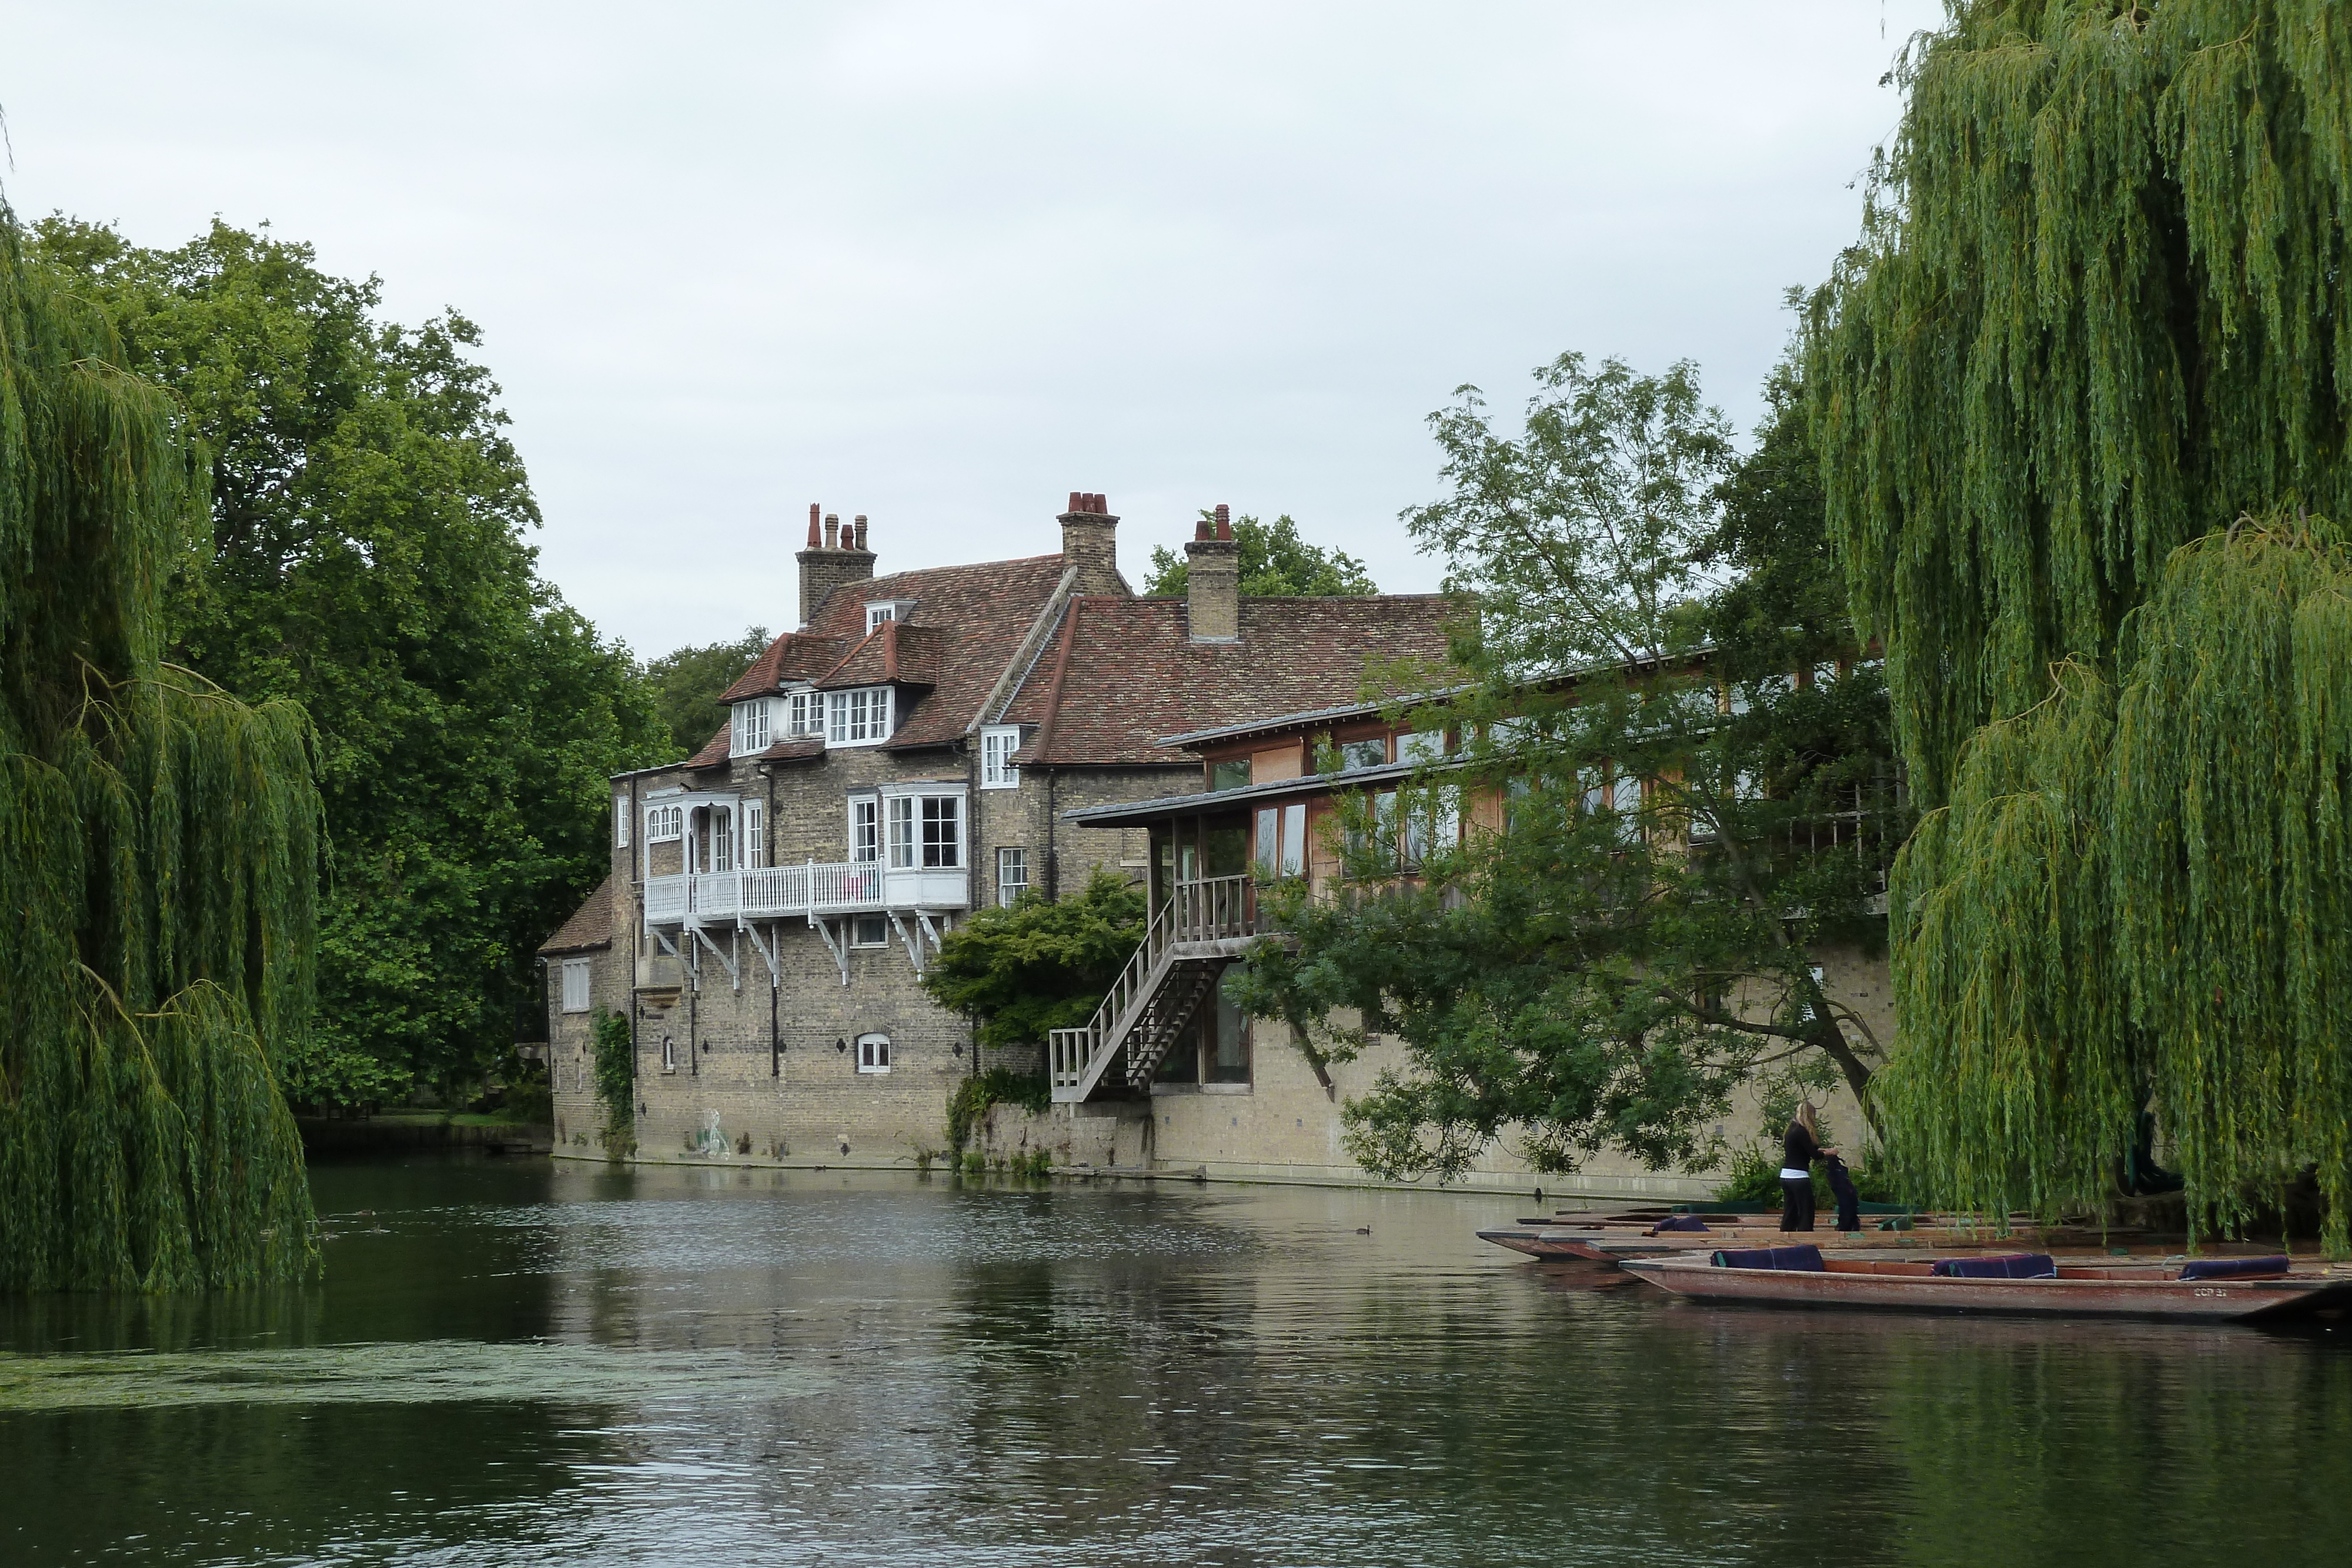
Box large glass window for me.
[1338,737,1389,771]
[734,699,771,755]
[850,798,880,864]
[1280,803,1305,876]
[1210,758,1251,791]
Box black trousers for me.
[1779,1175,1816,1232]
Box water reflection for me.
[0,1156,2345,1566]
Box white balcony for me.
[644,862,968,929]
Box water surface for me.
[2,1156,2345,1566]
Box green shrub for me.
[946,1066,1051,1154]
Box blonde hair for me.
[1793,1101,1820,1138]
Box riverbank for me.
[300,1114,553,1157]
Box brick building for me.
[539,495,1452,1165]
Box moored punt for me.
[1479,1221,2143,1264]
[1620,1246,2352,1322]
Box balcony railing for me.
[643,861,967,928]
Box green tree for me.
[642,627,771,757]
[1230,353,1903,1183]
[29,218,667,1106]
[921,871,1148,1051]
[1810,0,2352,1248]
[1142,513,1377,598]
[1,202,320,1289]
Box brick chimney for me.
[1185,502,1240,643]
[1057,491,1125,597]
[797,503,878,627]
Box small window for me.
[1611,773,1643,844]
[856,1032,892,1074]
[921,796,961,868]
[888,796,916,869]
[1210,758,1251,791]
[1338,737,1389,772]
[661,1035,677,1072]
[615,796,630,848]
[744,801,764,868]
[1398,730,1446,764]
[981,726,1023,789]
[850,797,881,864]
[867,603,897,633]
[997,846,1028,907]
[559,959,591,1013]
[646,804,684,842]
[1280,803,1305,876]
[784,688,821,737]
[852,914,889,947]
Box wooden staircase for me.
[1049,875,1264,1103]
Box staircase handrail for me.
[1048,874,1260,1094]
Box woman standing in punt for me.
[1778,1102,1838,1232]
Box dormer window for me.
[827,686,894,746]
[782,686,821,737]
[865,599,915,634]
[981,726,1023,788]
[731,698,773,757]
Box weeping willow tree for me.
[1,202,323,1290]
[1812,1,2352,1245]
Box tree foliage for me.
[1812,1,2352,1245]
[1231,355,1903,1182]
[1142,513,1377,599]
[29,219,667,1105]
[641,626,770,758]
[1,204,321,1290]
[921,871,1148,1049]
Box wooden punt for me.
[1619,1252,2352,1322]
[1479,1221,2133,1264]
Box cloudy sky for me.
[5,2,1943,656]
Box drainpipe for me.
[1046,769,1060,901]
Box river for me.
[1,1155,2346,1566]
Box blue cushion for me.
[1932,1253,2057,1279]
[1652,1215,1710,1232]
[2179,1255,2290,1281]
[1711,1244,1826,1272]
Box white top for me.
[1779,1168,1812,1181]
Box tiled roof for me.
[717,633,850,703]
[1001,594,1458,767]
[684,723,730,768]
[539,872,614,954]
[799,554,1073,750]
[755,738,827,764]
[816,620,947,690]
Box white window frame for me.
[997,845,1028,907]
[661,1035,677,1072]
[864,599,914,634]
[731,698,773,758]
[887,795,916,869]
[826,686,894,747]
[980,725,1023,789]
[849,795,881,865]
[851,914,889,948]
[744,800,764,868]
[559,958,591,1013]
[856,1032,892,1074]
[615,795,630,848]
[646,803,684,842]
[783,687,821,737]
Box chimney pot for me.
[1068,490,1083,513]
[1195,519,1212,541]
[1214,502,1232,540]
[824,512,840,550]
[807,503,821,547]
[853,515,868,551]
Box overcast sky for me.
[5,1,1942,656]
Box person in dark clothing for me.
[1820,1149,1862,1232]
[1779,1101,1839,1232]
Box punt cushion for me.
[1710,1245,1826,1271]
[1931,1253,2057,1279]
[2178,1255,2291,1281]
[1651,1215,1711,1232]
